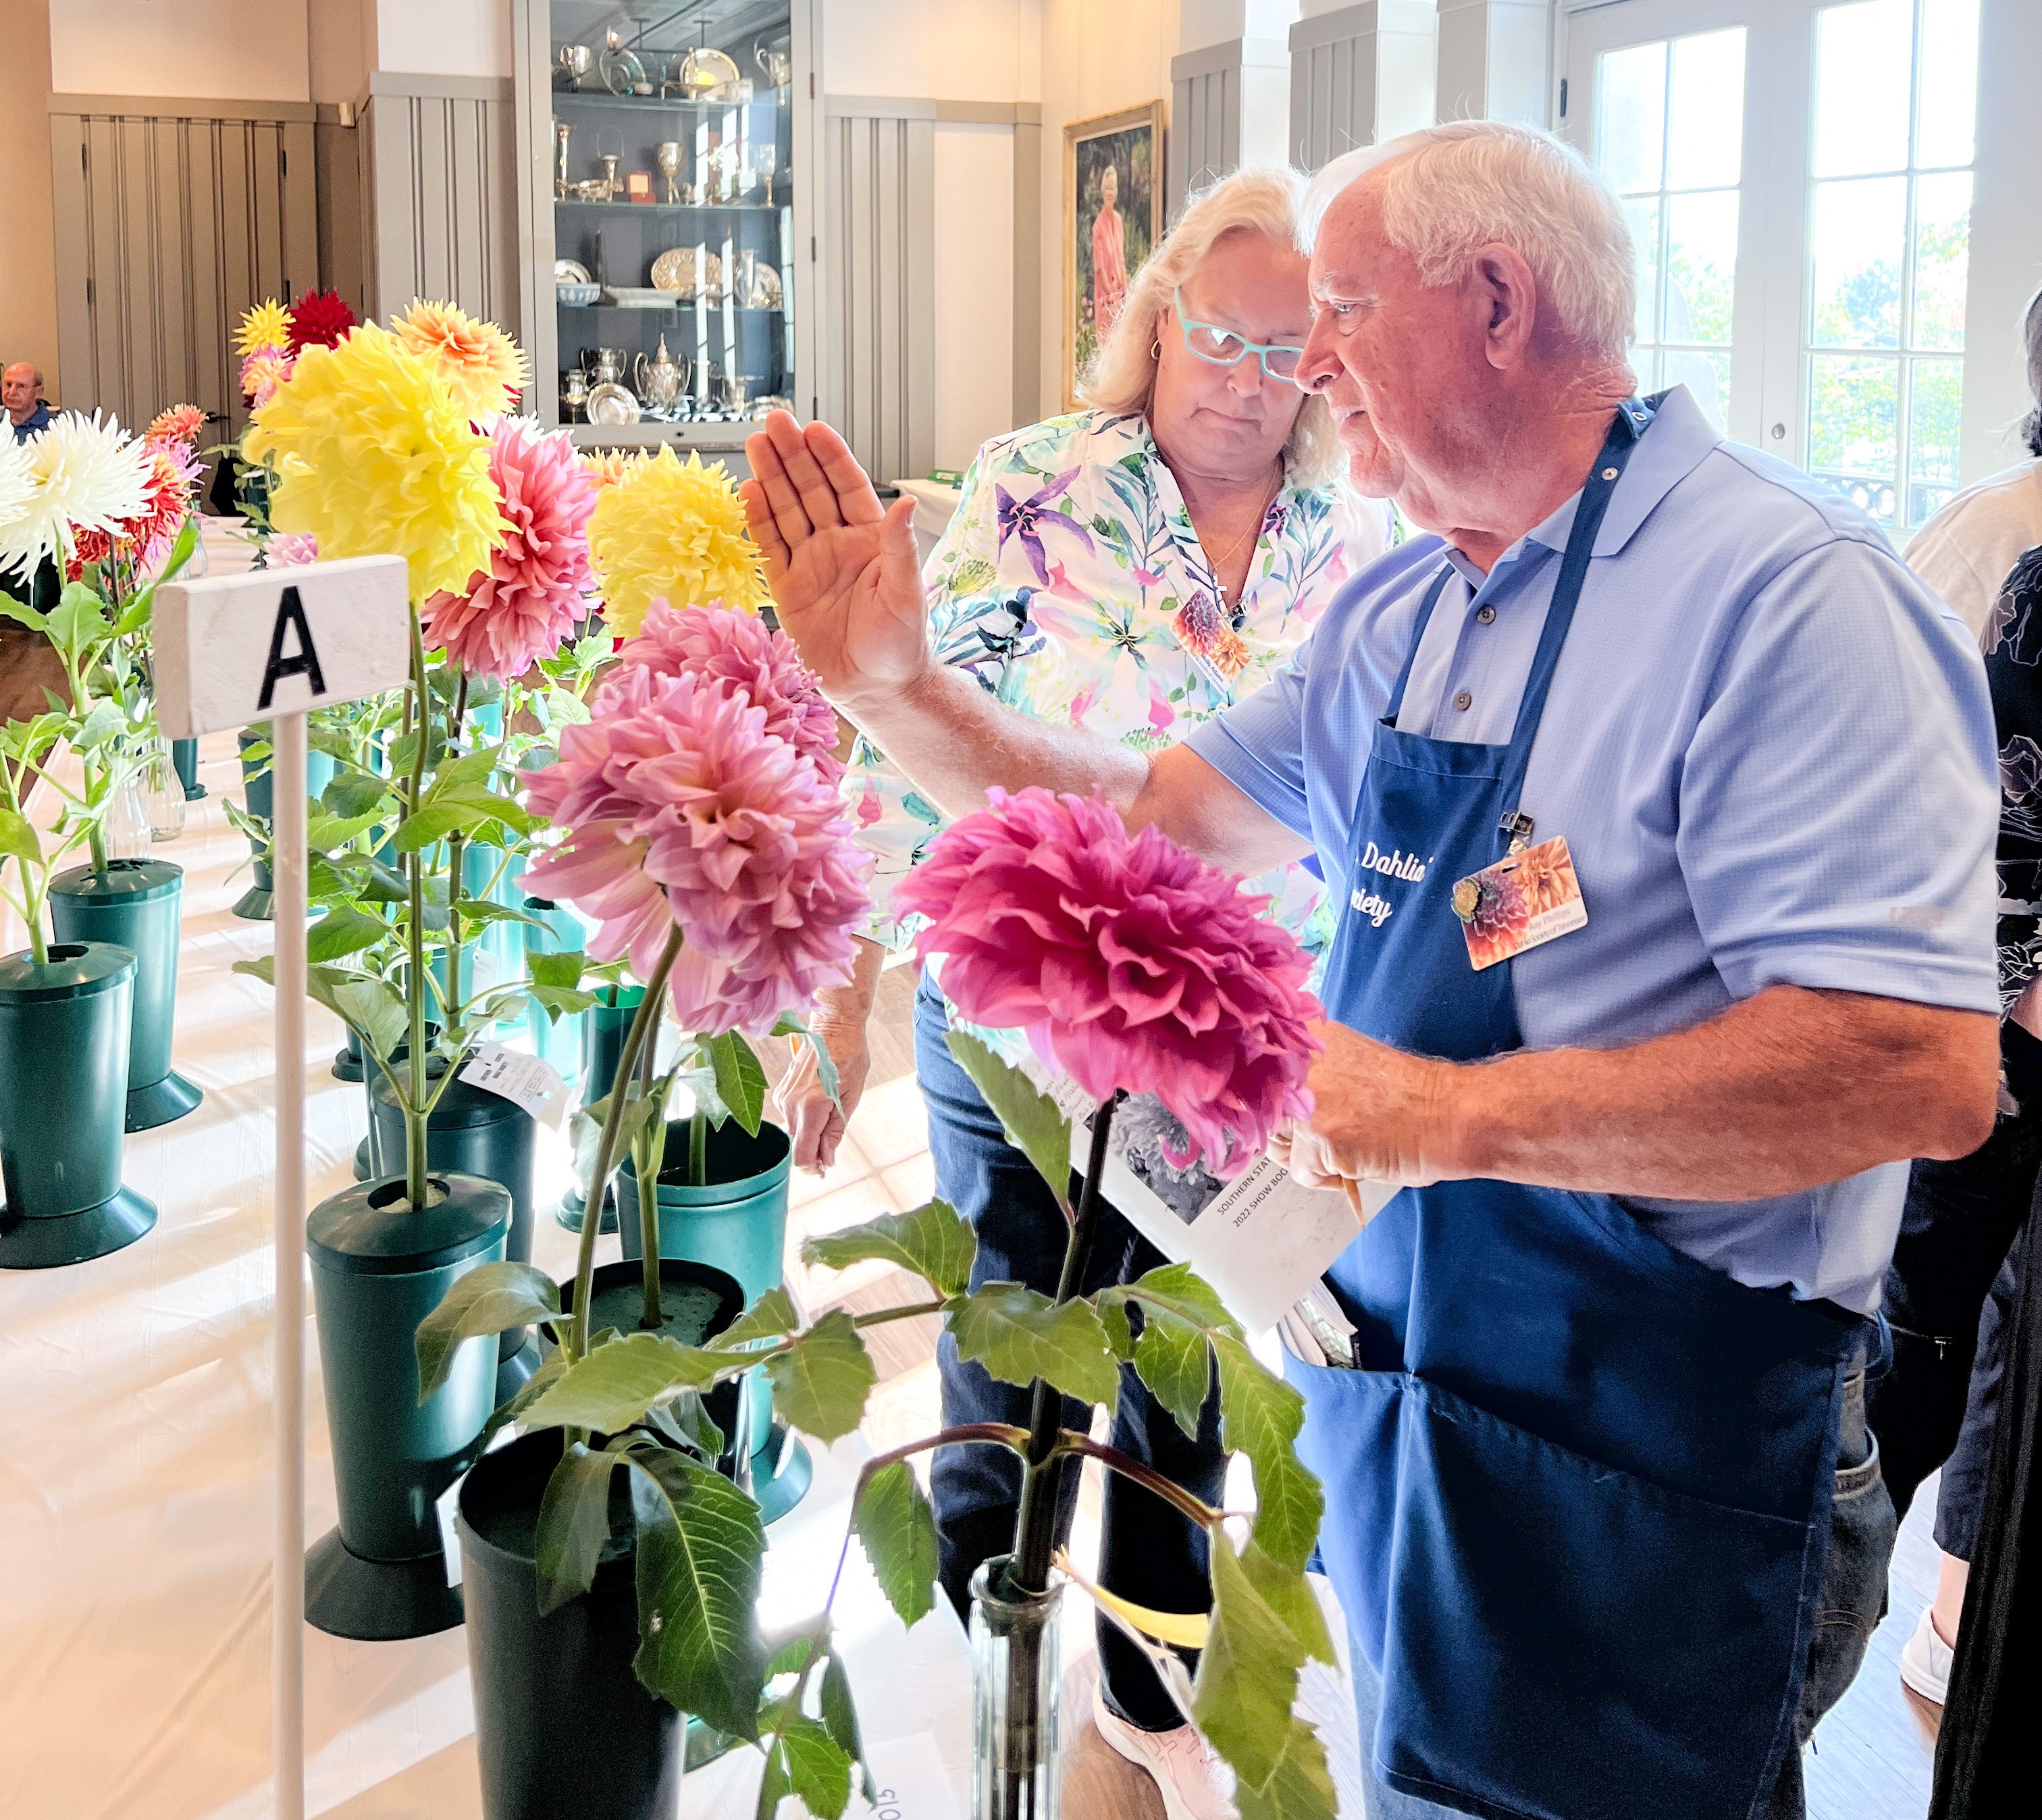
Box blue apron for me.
[1290,400,1860,1820]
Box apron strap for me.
[1382,566,1459,727]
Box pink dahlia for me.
[265,531,319,568]
[146,403,206,448]
[612,601,843,781]
[421,419,596,681]
[896,787,1322,1176]
[522,666,872,1034]
[240,346,293,407]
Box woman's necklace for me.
[1193,467,1282,607]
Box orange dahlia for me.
[390,299,528,419]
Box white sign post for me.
[155,554,411,1820]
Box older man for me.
[743,122,1999,1820]
[4,363,50,442]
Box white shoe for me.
[1092,1684,1238,1820]
[1900,1605,1954,1705]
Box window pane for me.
[1667,29,1745,190]
[1916,0,1981,168]
[1665,348,1731,433]
[1624,194,1663,343]
[1812,0,1912,178]
[1810,176,1906,348]
[1665,190,1738,344]
[1808,353,1900,525]
[1907,357,1964,525]
[1912,170,1972,350]
[1598,41,1667,193]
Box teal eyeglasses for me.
[1173,286,1305,380]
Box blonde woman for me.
[769,165,1383,1819]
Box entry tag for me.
[459,1041,571,1128]
[1452,834,1588,972]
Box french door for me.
[1560,0,1983,535]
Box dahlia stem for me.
[445,674,469,1026]
[404,604,431,1212]
[637,1025,664,1330]
[689,1104,708,1188]
[570,924,682,1360]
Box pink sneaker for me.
[1092,1684,1238,1820]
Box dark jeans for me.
[1868,1020,2042,1558]
[916,980,1226,1734]
[1346,1359,1893,1820]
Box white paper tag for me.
[459,1041,571,1128]
[847,1735,962,1820]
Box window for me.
[1595,27,1746,431]
[1803,0,1980,530]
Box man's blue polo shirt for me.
[10,403,51,444]
[1187,386,1999,1314]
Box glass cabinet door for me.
[545,0,795,437]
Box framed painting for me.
[1063,101,1164,408]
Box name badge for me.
[1452,835,1588,972]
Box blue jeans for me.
[1345,1361,1893,1820]
[916,980,1226,1733]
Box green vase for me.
[304,1171,509,1640]
[520,896,587,1088]
[554,984,644,1237]
[171,736,205,802]
[0,943,157,1268]
[48,859,203,1131]
[617,1118,810,1520]
[234,729,336,920]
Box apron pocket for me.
[1376,1377,1816,1820]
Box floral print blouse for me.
[846,407,1381,968]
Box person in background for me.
[1874,538,2042,1707]
[1904,287,2042,644]
[1091,163,1129,340]
[773,165,1384,1819]
[4,363,50,442]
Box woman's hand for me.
[741,413,929,710]
[777,1013,873,1173]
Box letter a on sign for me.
[152,554,411,739]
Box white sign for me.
[460,1041,573,1130]
[153,553,411,737]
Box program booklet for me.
[1017,1057,1396,1335]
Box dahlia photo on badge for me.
[1455,834,1587,971]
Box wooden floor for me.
[0,614,65,723]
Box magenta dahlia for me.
[522,666,872,1034]
[612,600,843,781]
[421,418,596,681]
[896,787,1321,1175]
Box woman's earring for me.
[1151,338,1162,359]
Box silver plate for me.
[583,381,642,425]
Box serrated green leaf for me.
[1117,1262,1244,1340]
[766,1632,818,1678]
[947,1282,1120,1410]
[764,1310,876,1444]
[521,1330,727,1432]
[820,1654,879,1806]
[708,1029,769,1137]
[571,1091,662,1209]
[415,1260,562,1400]
[452,896,550,931]
[853,1459,939,1630]
[800,1198,976,1299]
[755,1742,792,1820]
[481,1349,567,1447]
[1213,1334,1323,1574]
[1099,1291,1134,1362]
[328,974,409,1061]
[1232,1718,1339,1820]
[535,1441,620,1613]
[528,983,598,1022]
[943,1031,1073,1210]
[527,947,587,989]
[627,1449,769,1737]
[1132,1311,1213,1440]
[0,806,39,868]
[71,698,124,750]
[1237,1542,1335,1667]
[758,1715,854,1820]
[640,1388,726,1461]
[322,771,392,818]
[711,1284,800,1353]
[1194,1533,1307,1795]
[307,906,390,964]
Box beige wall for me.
[0,0,59,402]
[48,0,311,102]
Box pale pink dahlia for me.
[421,419,596,681]
[896,787,1322,1175]
[522,666,872,1034]
[612,600,843,781]
[240,346,293,407]
[265,532,319,568]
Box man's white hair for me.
[1299,120,1636,359]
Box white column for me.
[1287,1,1438,170]
[1434,0,1550,129]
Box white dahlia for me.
[0,438,34,577]
[0,412,152,575]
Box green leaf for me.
[853,1459,939,1630]
[521,1330,726,1432]
[641,1388,726,1461]
[765,1632,818,1678]
[764,1310,876,1444]
[415,1261,562,1399]
[452,896,550,931]
[323,770,394,818]
[1238,1542,1335,1667]
[757,1715,854,1820]
[70,697,124,750]
[325,972,409,1061]
[570,1090,662,1210]
[527,948,587,989]
[535,1441,621,1613]
[1116,1262,1244,1340]
[707,1029,769,1138]
[800,1199,977,1299]
[943,1031,1072,1210]
[627,1449,769,1738]
[46,586,110,662]
[0,806,40,869]
[821,1654,880,1806]
[1132,1311,1213,1440]
[1095,1263,1241,1440]
[307,810,391,852]
[947,1282,1120,1410]
[1193,1532,1307,1795]
[0,595,47,633]
[711,1284,800,1352]
[528,983,597,1022]
[1213,1334,1323,1574]
[1232,1719,1339,1820]
[307,906,390,964]
[481,1351,567,1447]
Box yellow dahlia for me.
[236,298,290,358]
[587,446,770,635]
[581,448,642,491]
[244,321,502,602]
[390,299,529,419]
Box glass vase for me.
[140,739,186,841]
[105,773,154,860]
[969,1556,1064,1820]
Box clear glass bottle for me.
[139,737,187,841]
[104,771,155,860]
[969,1557,1064,1820]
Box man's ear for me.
[1471,243,1540,371]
